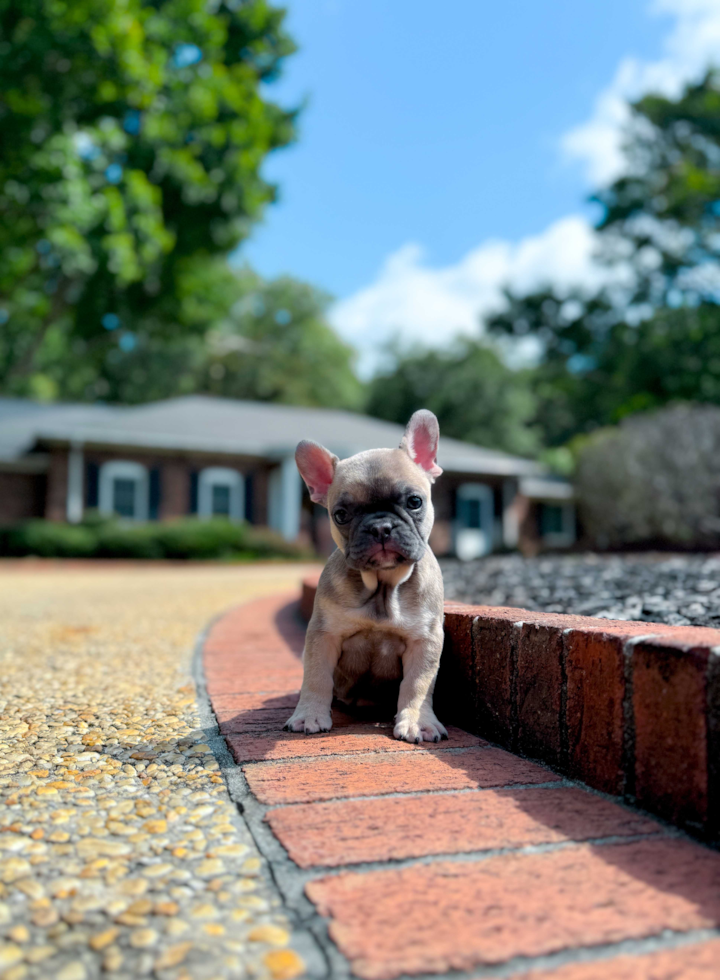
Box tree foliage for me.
[199,272,365,409]
[367,339,539,457]
[487,290,720,446]
[486,72,720,447]
[41,267,366,409]
[0,0,296,400]
[595,71,720,306]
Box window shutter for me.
[149,467,162,520]
[86,462,99,508]
[189,471,198,514]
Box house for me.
[0,396,575,556]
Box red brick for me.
[565,631,626,795]
[516,623,563,766]
[441,603,674,635]
[205,656,300,676]
[243,746,558,805]
[228,726,483,763]
[212,692,299,733]
[632,639,709,830]
[306,839,720,980]
[709,656,720,841]
[268,786,660,868]
[212,692,300,711]
[472,616,515,747]
[511,940,720,980]
[205,668,302,696]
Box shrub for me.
[153,518,249,560]
[575,404,720,548]
[94,522,167,560]
[0,517,313,561]
[2,520,97,558]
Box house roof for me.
[0,395,546,478]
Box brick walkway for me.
[202,592,720,980]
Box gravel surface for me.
[0,562,317,980]
[440,553,720,628]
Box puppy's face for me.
[295,409,443,571]
[327,450,433,570]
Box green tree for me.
[367,339,539,456]
[198,271,365,409]
[595,71,720,305]
[59,268,365,408]
[488,290,720,446]
[0,0,296,401]
[486,72,720,446]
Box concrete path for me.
[205,592,720,980]
[0,563,320,980]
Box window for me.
[454,483,494,560]
[211,484,231,517]
[464,498,482,530]
[540,504,564,536]
[539,502,575,547]
[198,467,244,521]
[98,461,149,521]
[113,478,137,518]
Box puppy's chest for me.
[364,581,409,622]
[325,585,433,641]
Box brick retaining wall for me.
[301,575,720,842]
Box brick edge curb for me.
[300,575,720,842]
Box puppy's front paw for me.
[394,709,448,744]
[284,704,332,735]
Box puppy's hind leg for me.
[284,629,340,734]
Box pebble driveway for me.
[0,562,320,980]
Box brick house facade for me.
[0,396,574,556]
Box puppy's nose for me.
[371,522,393,542]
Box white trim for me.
[520,476,575,501]
[198,467,244,521]
[268,455,301,540]
[99,460,149,521]
[66,441,84,524]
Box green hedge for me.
[0,517,313,561]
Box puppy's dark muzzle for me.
[370,521,394,544]
[346,517,425,570]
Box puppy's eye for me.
[407,495,423,510]
[333,508,350,525]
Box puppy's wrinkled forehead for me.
[328,448,430,507]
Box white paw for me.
[393,710,448,744]
[284,704,332,734]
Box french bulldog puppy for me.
[285,409,447,743]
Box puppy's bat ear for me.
[400,409,443,481]
[295,440,339,506]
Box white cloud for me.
[331,1,720,374]
[562,0,720,185]
[330,216,609,375]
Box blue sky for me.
[238,0,720,372]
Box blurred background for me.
[4,0,720,567]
